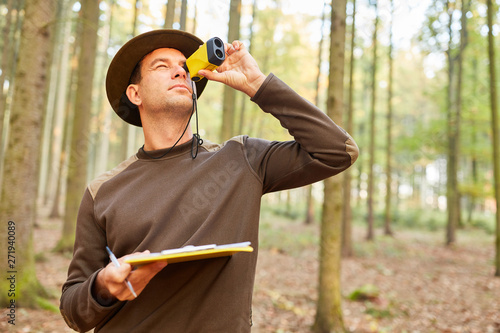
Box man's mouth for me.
[170,84,190,92]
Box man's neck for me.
[142,114,194,151]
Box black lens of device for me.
[214,38,223,48]
[216,49,224,59]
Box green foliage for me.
[259,200,319,256]
[348,284,380,301]
[352,234,405,259]
[468,214,496,235]
[352,203,495,235]
[35,252,48,263]
[197,77,224,138]
[365,305,394,319]
[35,297,59,313]
[33,0,499,226]
[391,209,447,231]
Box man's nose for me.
[172,65,187,79]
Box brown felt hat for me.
[106,29,208,127]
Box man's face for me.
[131,48,194,117]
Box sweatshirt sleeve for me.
[59,189,123,332]
[246,73,358,193]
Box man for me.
[60,29,358,332]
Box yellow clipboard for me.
[124,242,254,265]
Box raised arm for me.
[245,74,358,193]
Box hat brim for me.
[106,29,208,127]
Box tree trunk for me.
[445,0,455,244]
[56,0,100,253]
[37,0,60,207]
[191,0,198,33]
[305,0,327,226]
[180,0,187,31]
[0,0,22,196]
[132,0,140,36]
[445,0,461,246]
[237,0,258,135]
[313,0,347,331]
[49,16,80,219]
[366,0,378,241]
[342,0,356,256]
[220,0,241,142]
[93,0,115,179]
[305,185,315,225]
[455,0,468,230]
[0,0,14,152]
[120,0,141,163]
[466,58,479,224]
[164,0,176,29]
[384,0,394,237]
[39,0,70,207]
[0,0,55,307]
[486,0,500,277]
[119,1,139,164]
[50,59,79,219]
[285,190,292,218]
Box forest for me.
[0,0,499,332]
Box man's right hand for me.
[92,250,168,304]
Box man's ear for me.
[126,84,142,107]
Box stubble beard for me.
[146,94,194,136]
[149,92,193,119]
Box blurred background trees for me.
[0,0,498,321]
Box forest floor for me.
[1,211,500,333]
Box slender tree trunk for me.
[128,0,140,158]
[313,0,347,331]
[37,4,59,203]
[191,0,198,33]
[237,0,258,135]
[132,0,140,36]
[342,0,356,256]
[0,0,14,149]
[455,0,468,229]
[164,0,176,29]
[247,2,276,138]
[305,0,327,226]
[366,0,378,241]
[120,0,140,162]
[49,151,66,219]
[446,0,460,246]
[180,0,187,31]
[305,185,315,225]
[50,49,79,218]
[0,0,55,307]
[39,0,68,207]
[467,57,479,224]
[220,0,241,142]
[285,190,292,218]
[384,0,394,236]
[0,0,22,196]
[57,0,100,253]
[93,0,115,179]
[486,0,500,277]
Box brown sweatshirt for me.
[60,74,358,332]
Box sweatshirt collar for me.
[136,139,194,160]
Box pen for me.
[106,246,137,298]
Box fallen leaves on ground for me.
[1,216,499,333]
